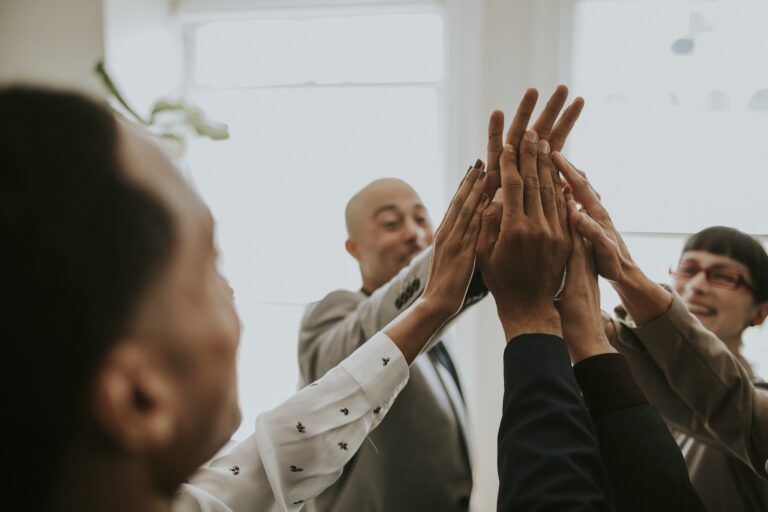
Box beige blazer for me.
[609,288,768,478]
[297,248,486,512]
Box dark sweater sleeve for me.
[573,353,649,421]
[498,334,613,512]
[574,353,707,512]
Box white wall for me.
[0,0,105,95]
[102,0,183,116]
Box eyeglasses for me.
[669,262,755,292]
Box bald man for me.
[297,176,486,512]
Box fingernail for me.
[539,140,550,154]
[475,158,483,168]
[480,193,489,203]
[466,165,472,175]
[503,143,514,153]
[478,170,486,181]
[525,130,538,143]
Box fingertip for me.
[524,129,539,144]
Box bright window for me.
[570,0,768,376]
[182,6,447,439]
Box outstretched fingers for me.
[549,97,585,152]
[551,152,604,216]
[505,88,539,150]
[441,160,484,232]
[451,163,489,241]
[532,85,569,141]
[486,110,505,193]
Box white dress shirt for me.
[172,332,409,512]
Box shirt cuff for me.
[340,331,409,407]
[573,353,649,423]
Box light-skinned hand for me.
[557,196,617,362]
[552,152,672,325]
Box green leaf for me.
[94,60,147,124]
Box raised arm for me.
[478,130,611,511]
[300,86,584,383]
[176,155,490,512]
[557,195,705,511]
[554,151,768,477]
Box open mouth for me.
[686,302,716,317]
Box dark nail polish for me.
[480,193,489,203]
[475,158,483,168]
[478,171,486,181]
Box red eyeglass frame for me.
[668,265,755,293]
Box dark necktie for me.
[430,341,463,399]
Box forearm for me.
[383,298,451,364]
[573,353,648,421]
[498,334,612,511]
[573,353,705,511]
[613,265,672,326]
[611,294,768,476]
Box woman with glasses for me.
[663,227,768,512]
[552,153,768,512]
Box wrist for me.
[497,304,563,342]
[412,296,454,325]
[612,266,672,325]
[565,333,617,363]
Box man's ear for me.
[91,342,178,452]
[750,302,768,327]
[345,238,360,261]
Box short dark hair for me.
[0,88,174,509]
[682,226,768,302]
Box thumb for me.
[574,209,616,271]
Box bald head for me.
[344,178,433,294]
[345,178,420,238]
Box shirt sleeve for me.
[610,288,768,477]
[173,331,409,512]
[573,353,649,422]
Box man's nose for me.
[403,218,426,244]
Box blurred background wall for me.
[2,1,766,509]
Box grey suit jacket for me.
[609,288,768,478]
[298,248,486,512]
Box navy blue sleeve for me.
[497,334,613,512]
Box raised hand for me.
[422,160,490,317]
[552,152,672,325]
[477,131,571,342]
[551,152,634,285]
[557,196,617,362]
[486,85,585,196]
[384,160,490,363]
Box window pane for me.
[231,303,305,440]
[185,86,444,437]
[194,13,444,87]
[187,86,444,304]
[569,1,768,233]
